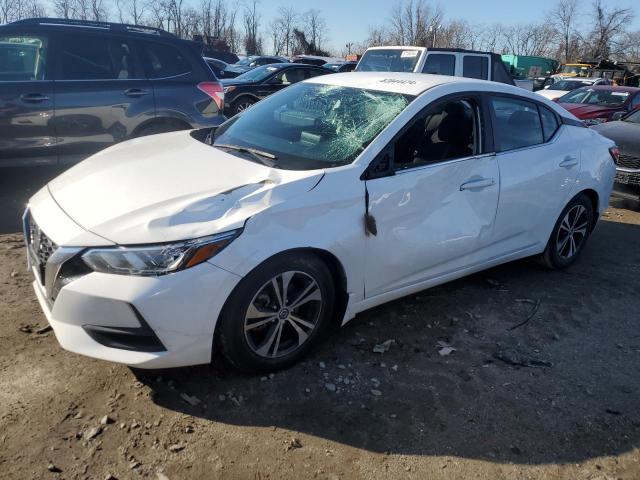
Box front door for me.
[0,30,56,166]
[52,31,154,163]
[364,96,499,297]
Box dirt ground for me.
[1,167,640,480]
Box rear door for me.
[52,31,154,163]
[489,95,580,253]
[0,30,56,166]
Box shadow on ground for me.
[134,217,640,466]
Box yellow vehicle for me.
[557,63,594,78]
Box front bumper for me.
[25,205,242,369]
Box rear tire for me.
[231,97,256,116]
[539,193,594,269]
[217,253,335,373]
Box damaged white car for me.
[25,73,616,372]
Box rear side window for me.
[491,97,543,151]
[0,34,47,81]
[140,41,190,78]
[422,54,455,76]
[57,34,141,80]
[463,55,488,80]
[539,106,559,142]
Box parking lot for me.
[0,167,639,479]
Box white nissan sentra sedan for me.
[24,73,616,372]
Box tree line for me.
[1,0,638,62]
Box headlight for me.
[81,230,241,276]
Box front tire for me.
[217,253,335,373]
[539,193,594,269]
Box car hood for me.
[559,103,620,118]
[537,89,568,100]
[47,130,324,245]
[591,120,640,157]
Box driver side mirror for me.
[611,111,626,121]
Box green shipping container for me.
[501,55,559,79]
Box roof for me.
[364,46,427,52]
[304,71,513,96]
[580,85,640,93]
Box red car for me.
[557,85,640,126]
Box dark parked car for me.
[204,56,232,78]
[221,63,329,116]
[323,61,358,73]
[557,85,640,126]
[223,55,290,77]
[592,108,640,200]
[0,18,226,167]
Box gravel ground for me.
[1,168,640,479]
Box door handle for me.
[559,156,578,168]
[460,178,496,191]
[124,88,149,97]
[20,93,49,103]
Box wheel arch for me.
[213,247,349,346]
[131,117,193,138]
[576,188,600,231]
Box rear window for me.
[0,35,47,81]
[463,55,488,80]
[491,97,544,152]
[422,54,455,76]
[356,49,421,73]
[140,41,190,78]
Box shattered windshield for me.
[213,82,413,170]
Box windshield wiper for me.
[214,143,277,167]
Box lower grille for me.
[27,216,58,285]
[617,153,640,170]
[616,171,640,186]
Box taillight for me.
[197,82,224,111]
[609,146,620,164]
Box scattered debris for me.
[325,383,336,392]
[157,473,170,480]
[83,426,102,440]
[99,415,114,425]
[105,474,118,480]
[180,393,201,406]
[185,425,194,433]
[285,437,302,450]
[493,349,552,368]
[370,389,382,396]
[129,459,141,469]
[18,325,33,334]
[373,339,394,354]
[437,340,455,356]
[507,299,541,331]
[47,464,62,473]
[318,361,326,369]
[35,325,52,334]
[605,408,622,416]
[10,271,18,278]
[168,444,185,453]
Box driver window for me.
[394,98,480,170]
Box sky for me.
[254,0,640,53]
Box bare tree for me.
[276,6,297,56]
[501,23,557,57]
[389,0,443,46]
[242,0,261,54]
[53,0,76,19]
[586,0,634,59]
[302,9,327,54]
[550,0,580,62]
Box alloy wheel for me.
[556,204,589,260]
[236,102,252,112]
[243,271,323,358]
